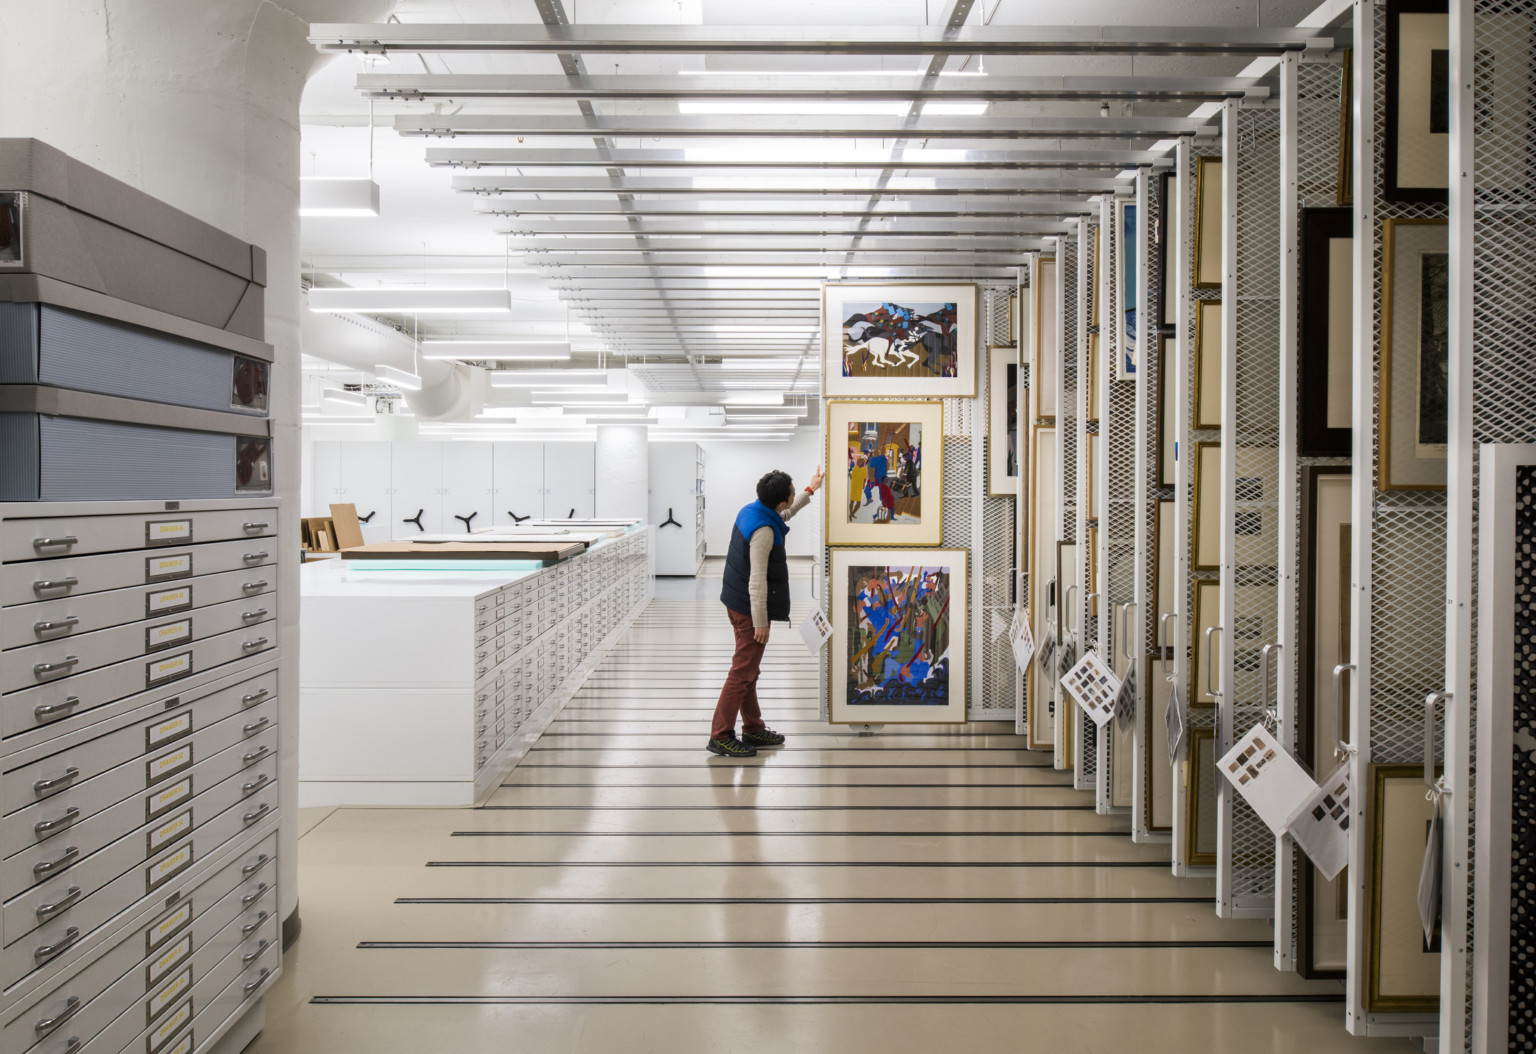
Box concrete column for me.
[595,424,650,520]
[0,0,392,943]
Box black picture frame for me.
[1384,0,1450,205]
[1299,208,1354,457]
[1156,171,1176,332]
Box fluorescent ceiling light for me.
[677,101,911,116]
[373,364,422,390]
[419,339,572,361]
[678,66,928,77]
[920,101,989,116]
[320,387,370,412]
[307,288,513,315]
[530,391,631,404]
[719,358,811,369]
[301,415,376,426]
[489,370,609,388]
[708,324,816,333]
[299,177,380,217]
[563,404,648,415]
[720,393,785,406]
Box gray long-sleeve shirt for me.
[748,490,811,627]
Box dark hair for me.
[756,470,795,508]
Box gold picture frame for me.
[1085,432,1101,521]
[1365,762,1444,1013]
[987,346,1020,497]
[1194,300,1223,429]
[824,400,944,547]
[1025,425,1059,751]
[1379,217,1449,491]
[1154,498,1176,634]
[1192,578,1220,707]
[1144,653,1175,833]
[822,282,978,398]
[1193,157,1223,289]
[1033,258,1059,422]
[1185,726,1219,866]
[1157,334,1176,486]
[1191,440,1221,572]
[1087,334,1102,424]
[1337,48,1354,206]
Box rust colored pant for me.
[711,607,768,741]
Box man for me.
[709,466,824,758]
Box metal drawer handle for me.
[33,617,80,638]
[58,1040,81,1054]
[242,802,272,825]
[241,688,270,707]
[33,536,79,552]
[476,667,488,677]
[35,886,82,921]
[241,745,270,766]
[242,939,271,966]
[477,725,488,736]
[242,774,271,796]
[241,579,269,593]
[35,695,81,723]
[241,883,270,908]
[241,854,271,877]
[33,767,80,795]
[241,608,269,623]
[241,638,270,652]
[242,522,270,533]
[32,578,79,597]
[33,994,81,1035]
[242,552,269,564]
[242,716,271,736]
[241,911,270,937]
[33,847,79,878]
[1332,663,1356,760]
[34,807,81,837]
[33,927,81,963]
[243,968,271,996]
[34,657,79,680]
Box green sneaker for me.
[706,735,758,758]
[742,727,786,747]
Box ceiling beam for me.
[475,198,1095,216]
[495,220,1073,236]
[537,266,1019,278]
[518,238,1041,253]
[454,175,1127,195]
[425,147,1164,170]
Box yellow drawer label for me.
[147,520,192,542]
[146,651,193,688]
[146,777,192,821]
[147,999,191,1053]
[147,902,192,954]
[147,586,193,616]
[147,933,192,988]
[147,967,192,1023]
[147,619,193,652]
[146,711,193,750]
[145,552,193,584]
[147,744,193,785]
[160,1033,192,1054]
[146,842,194,892]
[147,809,193,853]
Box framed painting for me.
[829,547,968,724]
[1158,171,1178,329]
[1154,498,1176,637]
[1086,525,1100,618]
[1194,300,1223,429]
[1033,258,1059,421]
[1384,0,1450,204]
[824,400,943,546]
[1192,578,1221,706]
[1300,208,1354,457]
[1191,440,1221,572]
[1297,466,1352,979]
[1365,763,1443,1012]
[987,347,1020,497]
[1116,198,1139,379]
[1337,49,1354,206]
[823,282,977,397]
[1056,541,1079,769]
[1088,335,1101,424]
[1193,157,1223,289]
[1157,334,1177,486]
[1026,425,1059,750]
[1185,726,1219,866]
[1144,654,1175,834]
[1085,432,1101,521]
[1380,218,1449,490]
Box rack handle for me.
[1119,602,1137,661]
[1260,643,1282,734]
[1203,626,1223,700]
[1332,663,1355,758]
[1159,613,1175,679]
[1425,692,1452,792]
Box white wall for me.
[595,425,650,520]
[701,428,822,558]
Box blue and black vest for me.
[720,500,791,622]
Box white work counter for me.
[298,528,654,806]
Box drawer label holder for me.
[146,520,194,547]
[147,651,193,689]
[146,901,193,955]
[146,777,193,821]
[146,842,194,892]
[146,619,193,653]
[147,744,193,786]
[147,967,193,1024]
[147,998,192,1054]
[146,711,194,751]
[145,553,193,584]
[146,585,193,617]
[147,808,193,853]
[146,933,193,988]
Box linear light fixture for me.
[307,288,513,314]
[301,415,376,426]
[299,177,381,217]
[676,100,911,116]
[373,364,422,390]
[320,387,371,411]
[488,369,610,388]
[922,101,989,115]
[419,339,572,360]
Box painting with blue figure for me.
[1120,201,1138,376]
[845,563,952,706]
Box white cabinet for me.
[312,440,343,513]
[391,440,445,535]
[544,442,596,519]
[649,442,706,575]
[441,443,494,534]
[342,442,393,543]
[492,442,545,525]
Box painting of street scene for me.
[846,421,922,526]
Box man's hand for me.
[754,625,770,644]
[808,466,825,493]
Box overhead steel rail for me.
[513,237,1048,253]
[358,73,1271,103]
[475,198,1099,216]
[426,147,1167,171]
[394,113,1216,140]
[494,220,1077,236]
[536,266,1020,279]
[526,252,1034,266]
[454,175,1129,196]
[312,23,1334,57]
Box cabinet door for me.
[311,441,342,519]
[390,441,445,535]
[440,443,494,534]
[543,442,595,519]
[340,442,393,543]
[492,442,544,525]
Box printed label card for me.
[1165,683,1186,766]
[1113,665,1136,739]
[1009,604,1035,675]
[1061,650,1122,728]
[1036,618,1057,679]
[1218,723,1320,836]
[1418,793,1443,945]
[1285,763,1351,881]
[798,608,834,654]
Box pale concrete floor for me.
[251,579,1419,1054]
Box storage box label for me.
[148,809,193,853]
[146,933,192,988]
[146,651,193,688]
[146,520,193,547]
[145,553,193,583]
[146,776,192,822]
[146,902,192,954]
[147,999,191,1053]
[146,744,193,786]
[146,619,193,653]
[147,967,192,1023]
[147,586,193,617]
[146,842,193,891]
[146,711,193,751]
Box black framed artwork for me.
[1384,0,1450,204]
[1157,170,1177,330]
[1299,208,1354,457]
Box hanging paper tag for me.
[1036,619,1056,679]
[1009,604,1035,674]
[1217,723,1320,836]
[1061,650,1121,728]
[1114,664,1137,739]
[1165,683,1186,766]
[798,608,834,654]
[1284,763,1351,881]
[1417,792,1443,946]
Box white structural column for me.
[595,424,650,521]
[0,0,393,940]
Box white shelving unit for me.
[648,442,706,576]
